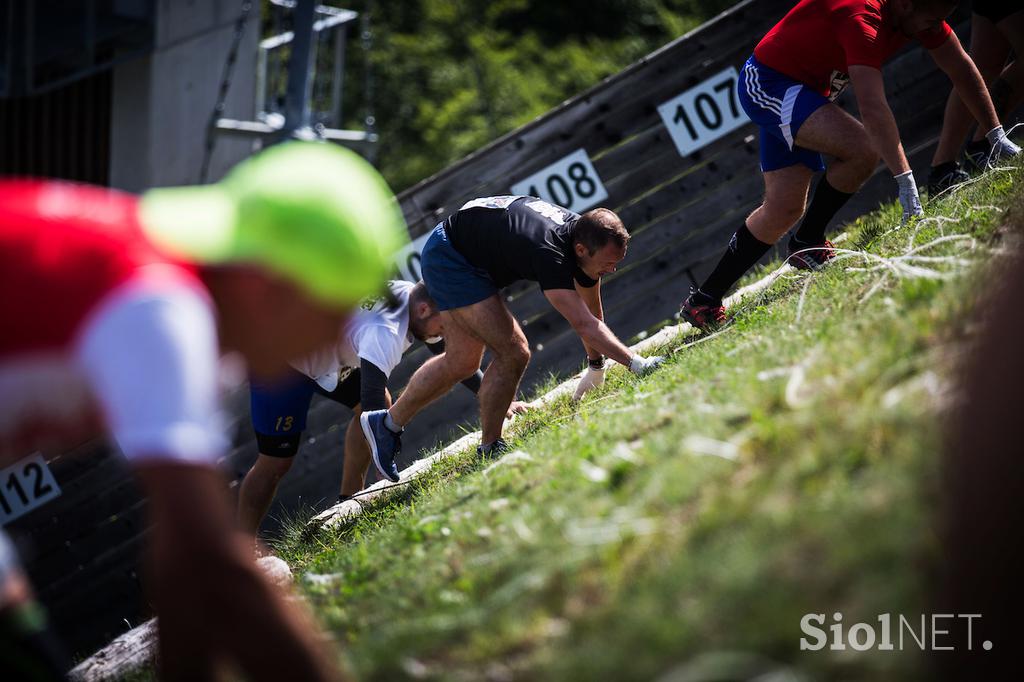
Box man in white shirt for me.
[238,280,493,535]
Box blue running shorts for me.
[250,367,360,457]
[420,223,498,311]
[737,55,828,173]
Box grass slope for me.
[271,167,1023,682]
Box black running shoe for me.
[476,437,508,459]
[962,140,992,173]
[927,163,970,197]
[787,237,836,271]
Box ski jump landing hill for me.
[12,0,969,663]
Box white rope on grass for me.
[793,275,815,324]
[930,165,1019,203]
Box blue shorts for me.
[250,367,360,457]
[738,56,828,173]
[420,223,498,311]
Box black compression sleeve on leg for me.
[358,359,390,412]
[699,221,773,303]
[793,176,854,246]
[426,339,483,394]
[460,370,484,394]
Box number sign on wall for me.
[657,67,748,157]
[394,230,432,282]
[510,148,609,212]
[0,453,62,526]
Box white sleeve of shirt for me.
[351,322,406,378]
[76,283,228,465]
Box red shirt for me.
[0,180,223,461]
[0,180,199,356]
[754,0,952,97]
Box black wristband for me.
[588,355,606,370]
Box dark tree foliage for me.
[286,0,736,191]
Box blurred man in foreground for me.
[360,196,664,482]
[939,242,1024,680]
[0,142,406,681]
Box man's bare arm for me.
[575,279,605,360]
[849,65,909,175]
[930,33,999,134]
[134,462,346,682]
[544,288,633,366]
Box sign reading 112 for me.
[510,148,609,212]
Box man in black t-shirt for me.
[359,196,665,481]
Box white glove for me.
[986,125,1021,164]
[628,354,664,377]
[894,170,923,223]
[572,366,606,401]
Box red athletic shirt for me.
[754,0,952,97]
[0,180,199,356]
[0,180,228,464]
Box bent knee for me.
[842,134,879,174]
[253,455,295,480]
[853,147,879,174]
[445,355,484,382]
[761,200,807,228]
[505,340,531,370]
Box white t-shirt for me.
[291,280,415,392]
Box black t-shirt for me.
[443,196,598,291]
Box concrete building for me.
[1,0,258,189]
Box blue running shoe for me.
[360,409,401,482]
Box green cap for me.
[138,142,408,308]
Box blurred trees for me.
[291,0,737,191]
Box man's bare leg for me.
[794,102,880,192]
[746,165,815,244]
[238,455,295,536]
[446,298,530,445]
[339,393,390,498]
[933,16,1009,163]
[341,411,370,498]
[967,12,1024,144]
[388,306,486,428]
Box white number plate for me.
[0,453,62,526]
[657,66,749,157]
[510,148,608,212]
[394,230,432,283]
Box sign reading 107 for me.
[510,148,609,212]
[657,66,749,157]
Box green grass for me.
[266,166,1024,681]
[113,166,1022,681]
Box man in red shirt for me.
[0,142,406,681]
[680,0,1020,329]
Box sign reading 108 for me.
[510,148,609,212]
